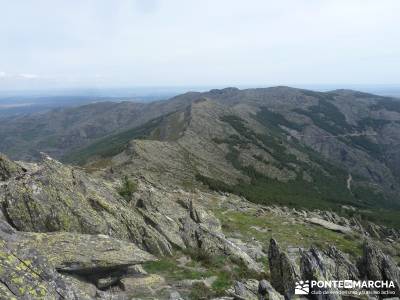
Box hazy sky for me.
[1,0,399,90]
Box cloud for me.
[0,72,39,79]
[0,0,399,89]
[18,73,39,79]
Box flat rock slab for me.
[12,232,156,273]
[307,218,352,234]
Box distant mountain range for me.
[1,86,400,227]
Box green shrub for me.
[117,176,137,200]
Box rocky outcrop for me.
[0,155,262,273]
[0,153,399,299]
[0,154,265,298]
[0,209,160,299]
[324,246,359,280]
[0,155,173,256]
[300,247,342,300]
[359,240,400,296]
[298,242,400,299]
[0,224,95,299]
[299,246,361,299]
[9,232,155,273]
[268,239,298,298]
[0,240,94,299]
[0,154,25,181]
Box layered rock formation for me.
[0,151,399,299]
[268,238,299,297]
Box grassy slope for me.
[214,209,363,259]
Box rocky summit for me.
[0,87,399,299]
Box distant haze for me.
[0,0,399,91]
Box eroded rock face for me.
[1,156,262,274]
[359,240,400,296]
[268,239,298,298]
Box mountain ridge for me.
[1,87,400,226]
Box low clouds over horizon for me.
[1,0,399,90]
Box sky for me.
[1,0,400,91]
